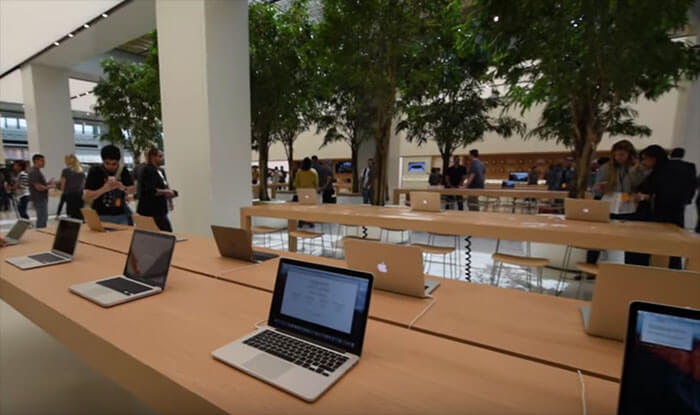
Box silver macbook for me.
[211,225,279,263]
[69,230,176,307]
[3,219,31,246]
[213,258,373,402]
[344,238,440,298]
[5,218,81,270]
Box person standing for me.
[28,154,54,228]
[695,173,700,234]
[59,154,86,220]
[317,160,334,203]
[11,160,30,220]
[527,166,539,185]
[293,157,318,190]
[360,158,374,204]
[84,145,135,225]
[428,168,443,186]
[445,156,467,210]
[463,149,485,211]
[137,148,177,232]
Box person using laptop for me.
[4,218,81,270]
[69,230,176,307]
[293,157,318,228]
[212,258,373,402]
[84,145,135,226]
[137,148,178,232]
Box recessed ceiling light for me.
[68,33,74,38]
[53,41,60,46]
[83,23,90,28]
[493,16,500,22]
[102,13,108,18]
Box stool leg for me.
[537,267,544,293]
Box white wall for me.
[0,0,122,74]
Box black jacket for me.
[636,160,696,226]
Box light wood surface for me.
[0,232,619,414]
[393,187,568,204]
[220,248,624,381]
[240,203,700,270]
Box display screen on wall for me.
[335,161,353,173]
[509,172,529,182]
[407,161,426,173]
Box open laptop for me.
[581,263,700,341]
[2,219,31,246]
[69,229,176,307]
[5,218,81,270]
[81,208,120,232]
[296,188,318,205]
[409,191,441,212]
[564,198,610,222]
[211,225,279,263]
[132,214,187,242]
[617,302,700,414]
[212,258,373,402]
[344,238,439,297]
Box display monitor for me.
[407,161,426,173]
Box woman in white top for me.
[594,139,647,218]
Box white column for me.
[20,63,75,180]
[156,0,251,236]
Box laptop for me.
[296,188,318,205]
[409,191,441,212]
[132,214,187,242]
[343,238,439,297]
[69,229,176,307]
[2,219,31,246]
[211,225,279,263]
[5,218,81,270]
[617,301,700,415]
[580,263,700,341]
[564,198,610,222]
[212,258,373,402]
[81,208,120,232]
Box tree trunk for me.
[285,141,295,191]
[372,113,393,206]
[351,143,359,193]
[571,118,600,198]
[258,140,270,201]
[440,150,451,185]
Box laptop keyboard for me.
[97,277,153,295]
[243,330,348,377]
[28,252,65,264]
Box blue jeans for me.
[362,187,372,204]
[33,197,48,228]
[17,196,30,220]
[99,214,131,225]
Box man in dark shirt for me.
[316,160,335,203]
[28,154,55,228]
[464,149,485,211]
[137,148,176,232]
[84,145,135,225]
[445,155,467,210]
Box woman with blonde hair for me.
[595,139,646,216]
[60,154,86,220]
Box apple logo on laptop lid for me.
[422,200,427,204]
[377,262,388,273]
[583,208,590,213]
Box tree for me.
[459,0,700,197]
[317,0,445,205]
[250,0,315,200]
[316,87,373,193]
[397,4,524,177]
[93,32,161,162]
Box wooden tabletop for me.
[240,204,700,268]
[1,232,619,414]
[219,248,624,381]
[393,187,568,204]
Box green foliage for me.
[250,0,316,199]
[397,1,524,174]
[458,0,700,196]
[93,32,161,162]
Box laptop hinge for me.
[51,249,71,259]
[274,327,348,354]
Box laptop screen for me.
[52,219,81,255]
[268,258,373,356]
[618,302,700,415]
[6,220,30,240]
[123,230,176,289]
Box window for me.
[18,118,26,129]
[84,124,94,136]
[74,123,83,134]
[4,117,18,128]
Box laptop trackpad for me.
[243,354,292,379]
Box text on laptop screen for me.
[269,260,372,355]
[53,220,80,255]
[619,310,700,414]
[124,231,175,289]
[7,221,30,239]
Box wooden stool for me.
[252,225,285,249]
[491,252,548,292]
[289,229,325,256]
[575,262,599,276]
[410,234,460,279]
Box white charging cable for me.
[577,370,587,415]
[408,296,437,329]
